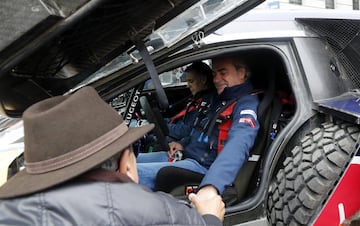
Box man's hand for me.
[188,192,225,221]
[168,141,183,157]
[196,185,219,200]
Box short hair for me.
[185,61,214,89]
[232,56,251,79]
[213,55,251,79]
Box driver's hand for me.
[168,141,183,157]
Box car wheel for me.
[267,120,360,225]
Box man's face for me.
[118,148,139,183]
[185,71,206,96]
[212,58,246,94]
[128,150,139,183]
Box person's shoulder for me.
[111,182,181,205]
[236,93,259,106]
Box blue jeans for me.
[137,151,208,190]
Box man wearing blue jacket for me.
[166,61,215,142]
[137,55,259,199]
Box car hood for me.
[0,0,264,117]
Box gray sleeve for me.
[158,192,222,226]
[110,183,222,225]
[202,214,223,226]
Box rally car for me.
[0,0,360,225]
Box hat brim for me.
[0,124,154,199]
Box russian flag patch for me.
[239,117,256,128]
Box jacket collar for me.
[193,87,216,100]
[77,169,135,183]
[218,80,253,101]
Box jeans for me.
[137,151,208,190]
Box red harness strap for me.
[217,101,237,153]
[169,109,187,124]
[169,97,202,124]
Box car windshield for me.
[75,0,249,89]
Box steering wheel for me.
[139,96,169,151]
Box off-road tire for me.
[267,120,360,225]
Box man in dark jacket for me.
[166,61,215,142]
[137,56,259,200]
[0,86,224,225]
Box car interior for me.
[106,48,296,206]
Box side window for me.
[144,60,212,90]
[144,66,188,90]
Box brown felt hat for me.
[0,86,154,198]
